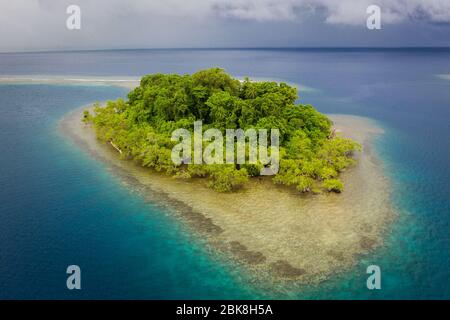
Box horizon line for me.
[1,46,450,54]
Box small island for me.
[84,68,360,193]
[61,69,394,286]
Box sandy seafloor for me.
[59,99,396,288]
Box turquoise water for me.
[0,84,263,299]
[0,49,449,299]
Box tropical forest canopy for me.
[85,68,360,193]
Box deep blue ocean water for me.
[0,49,449,299]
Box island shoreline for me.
[59,102,396,287]
[5,74,392,287]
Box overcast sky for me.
[1,0,450,52]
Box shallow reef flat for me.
[0,76,140,89]
[61,107,395,285]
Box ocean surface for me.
[0,48,449,299]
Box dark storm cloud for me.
[0,0,449,52]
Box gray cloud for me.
[212,0,450,24]
[0,0,449,52]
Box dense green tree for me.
[85,68,360,192]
